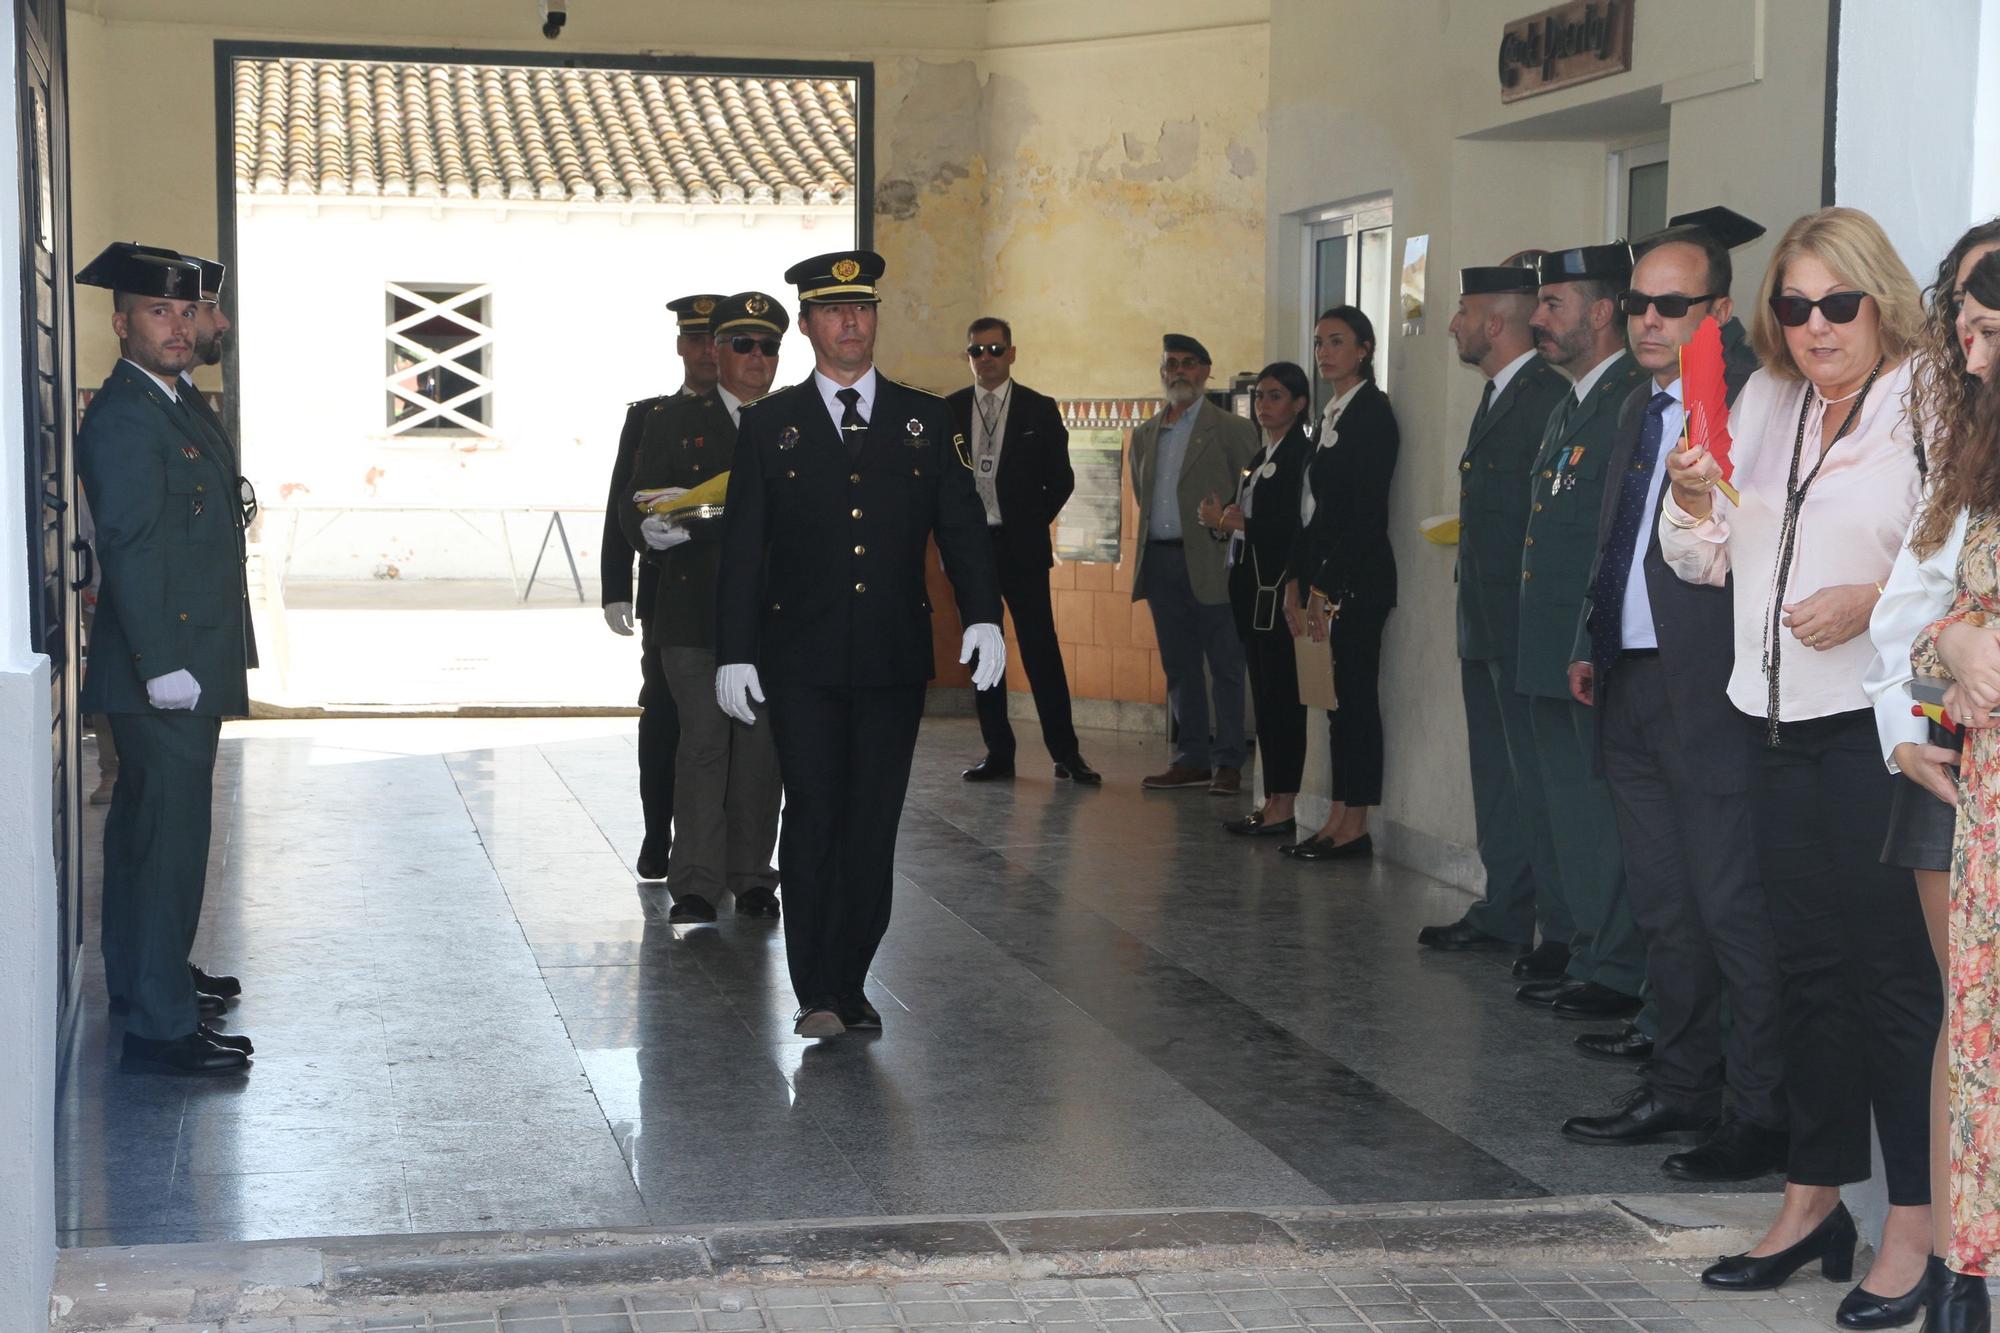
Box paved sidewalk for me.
[124,1257,1854,1333]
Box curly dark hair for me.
[1913,249,2000,554]
[1907,223,2000,555]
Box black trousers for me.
[1748,709,1942,1199]
[635,616,680,862]
[102,712,221,1040]
[1600,655,1784,1126]
[1325,602,1389,805]
[973,533,1078,764]
[1241,616,1306,795]
[766,682,927,1008]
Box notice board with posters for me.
[1055,398,1158,565]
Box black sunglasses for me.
[1618,290,1723,319]
[1768,291,1868,327]
[727,336,781,356]
[966,342,1009,359]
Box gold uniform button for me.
[854,581,867,593]
[1525,537,1535,547]
[1533,502,1544,512]
[1522,571,1533,581]
[1541,469,1554,478]
[854,544,866,555]
[786,469,797,479]
[851,507,863,519]
[770,601,781,611]
[194,483,205,493]
[1460,461,1470,472]
[178,612,189,621]
[849,473,861,483]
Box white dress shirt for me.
[1487,348,1540,403]
[1569,349,1629,405]
[971,379,1013,525]
[1301,379,1365,526]
[813,367,878,434]
[1659,361,1921,721]
[1866,505,1968,769]
[718,384,745,428]
[123,356,179,401]
[1618,376,1684,652]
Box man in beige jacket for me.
[1129,333,1260,793]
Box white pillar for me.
[0,3,60,1327]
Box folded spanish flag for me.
[637,471,730,516]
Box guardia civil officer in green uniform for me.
[1515,242,1651,1022]
[76,243,256,1076]
[714,251,1004,1039]
[1419,257,1573,967]
[600,294,722,879]
[616,292,785,926]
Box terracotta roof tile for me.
[236,56,856,207]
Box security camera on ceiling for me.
[540,0,567,39]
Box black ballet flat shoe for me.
[1839,1260,1939,1331]
[1222,813,1296,837]
[1701,1203,1856,1291]
[1921,1258,1991,1333]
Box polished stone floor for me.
[57,716,1773,1247]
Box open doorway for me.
[217,44,866,711]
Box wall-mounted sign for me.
[1498,0,1634,103]
[1055,399,1157,565]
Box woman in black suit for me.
[1202,361,1314,837]
[1285,305,1399,861]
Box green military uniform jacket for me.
[1516,352,1647,699]
[77,360,254,717]
[613,388,735,649]
[1456,355,1571,662]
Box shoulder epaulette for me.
[882,376,944,402]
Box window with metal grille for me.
[385,282,493,435]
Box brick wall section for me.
[926,430,1166,705]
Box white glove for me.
[145,669,201,711]
[633,485,689,509]
[602,601,635,636]
[715,663,766,726]
[960,623,1007,691]
[640,515,692,551]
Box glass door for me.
[1302,196,1393,414]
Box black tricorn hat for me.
[1162,332,1211,363]
[1539,242,1633,286]
[785,250,885,304]
[666,294,726,330]
[1665,206,1766,250]
[712,291,790,339]
[1460,265,1542,296]
[76,241,203,300]
[181,254,227,297]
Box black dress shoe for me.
[1921,1258,1991,1333]
[636,849,669,881]
[667,894,717,924]
[197,990,227,1017]
[1552,981,1645,1021]
[1574,1025,1654,1063]
[963,756,1016,782]
[735,887,781,918]
[1416,916,1521,951]
[1291,833,1371,861]
[1513,939,1572,979]
[1562,1085,1716,1144]
[1054,755,1102,785]
[839,994,883,1030]
[1516,978,1581,1006]
[1223,813,1296,837]
[1702,1203,1857,1290]
[120,1031,250,1077]
[191,964,241,998]
[1837,1259,1938,1330]
[197,1023,255,1056]
[1280,836,1331,858]
[1663,1116,1788,1182]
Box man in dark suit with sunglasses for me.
[948,318,1099,786]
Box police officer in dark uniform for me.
[715,251,1004,1038]
[1516,242,1651,1024]
[600,294,723,878]
[616,292,785,926]
[76,242,256,1076]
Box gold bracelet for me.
[1874,581,1885,595]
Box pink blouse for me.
[1658,360,1920,722]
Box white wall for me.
[0,0,61,1323]
[1834,0,1988,278]
[236,200,848,579]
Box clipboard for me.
[1294,631,1338,711]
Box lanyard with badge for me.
[975,382,1011,478]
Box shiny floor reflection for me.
[56,716,1772,1245]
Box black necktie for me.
[1589,390,1675,673]
[1470,379,1496,436]
[836,387,866,460]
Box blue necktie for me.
[1589,390,1675,674]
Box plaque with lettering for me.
[1498,0,1634,103]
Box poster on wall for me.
[1055,399,1156,565]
